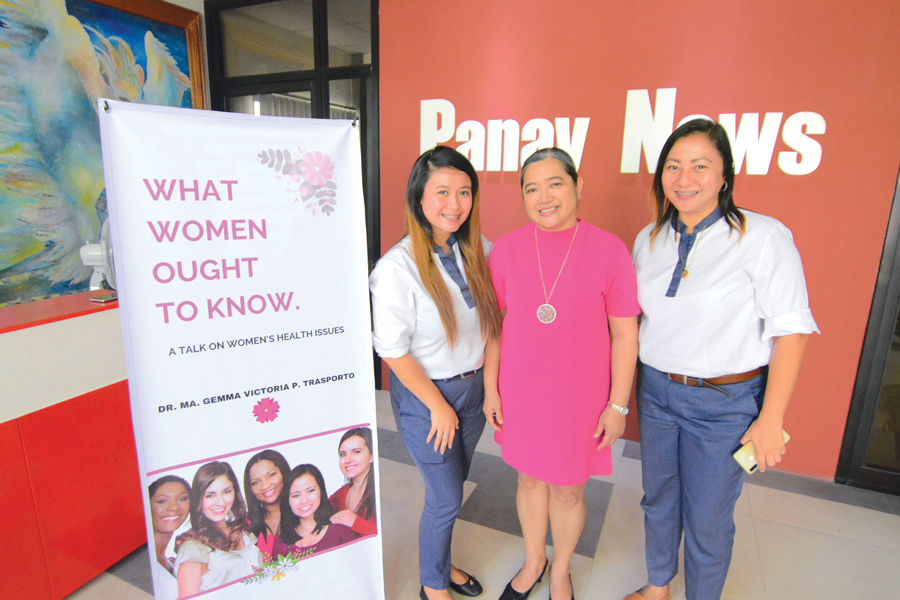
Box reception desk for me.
[0,292,144,600]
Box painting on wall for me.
[0,0,206,306]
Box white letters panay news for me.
[420,98,590,171]
[620,88,825,175]
[420,92,825,177]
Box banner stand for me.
[99,100,384,600]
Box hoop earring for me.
[721,181,728,192]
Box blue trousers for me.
[389,369,486,590]
[638,363,766,600]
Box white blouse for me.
[370,235,491,379]
[633,210,819,379]
[174,532,260,592]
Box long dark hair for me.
[404,145,501,347]
[650,118,744,242]
[279,464,335,545]
[243,449,291,538]
[338,427,376,521]
[175,461,248,552]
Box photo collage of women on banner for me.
[146,426,377,599]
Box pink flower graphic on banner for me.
[253,397,280,423]
[257,147,339,216]
[298,151,334,186]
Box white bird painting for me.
[0,0,192,304]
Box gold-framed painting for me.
[0,0,207,306]
[88,0,207,108]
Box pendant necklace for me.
[535,221,579,324]
[678,224,708,278]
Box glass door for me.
[839,166,900,494]
[205,0,380,385]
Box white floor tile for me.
[748,484,900,551]
[582,558,647,600]
[754,517,900,599]
[380,459,426,599]
[610,457,643,492]
[394,568,425,600]
[568,553,596,600]
[60,401,900,600]
[591,486,761,600]
[394,524,541,599]
[452,521,540,598]
[378,453,426,504]
[721,512,766,600]
[378,451,476,600]
[734,482,752,516]
[451,520,594,600]
[593,483,645,569]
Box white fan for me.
[79,218,117,290]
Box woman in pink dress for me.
[484,148,640,600]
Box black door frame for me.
[837,164,900,494]
[204,0,381,386]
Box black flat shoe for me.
[497,559,548,600]
[449,571,484,597]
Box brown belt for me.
[665,368,762,387]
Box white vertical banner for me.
[98,101,383,600]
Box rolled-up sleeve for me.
[751,223,820,341]
[370,257,417,359]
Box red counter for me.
[0,292,144,600]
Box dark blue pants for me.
[638,363,766,600]
[389,369,486,590]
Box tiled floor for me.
[69,390,900,600]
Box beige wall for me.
[0,310,127,422]
[166,0,204,14]
[166,0,209,105]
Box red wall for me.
[379,0,900,479]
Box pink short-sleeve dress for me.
[490,220,640,486]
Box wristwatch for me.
[607,402,629,416]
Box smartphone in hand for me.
[733,430,791,474]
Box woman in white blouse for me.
[369,146,501,600]
[174,461,260,597]
[626,119,819,600]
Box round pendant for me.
[682,269,689,278]
[537,303,557,323]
